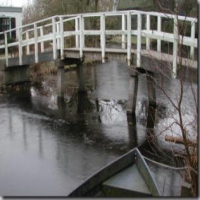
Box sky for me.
[0,0,31,7]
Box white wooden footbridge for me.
[0,10,197,78]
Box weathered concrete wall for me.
[4,65,30,85]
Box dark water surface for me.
[0,60,197,196]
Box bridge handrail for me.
[0,10,197,77]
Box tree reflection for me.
[66,91,95,114]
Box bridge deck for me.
[0,47,196,69]
[64,48,197,69]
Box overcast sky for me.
[0,0,31,7]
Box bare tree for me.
[143,0,198,196]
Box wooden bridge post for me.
[146,14,150,50]
[127,12,132,66]
[101,14,106,63]
[157,16,162,53]
[146,72,156,107]
[190,21,195,59]
[40,27,44,53]
[172,16,178,78]
[75,18,79,48]
[34,23,38,63]
[26,31,30,55]
[19,27,23,65]
[52,17,57,60]
[4,32,8,67]
[59,16,64,60]
[122,14,126,49]
[79,15,84,60]
[127,68,138,114]
[76,61,85,92]
[127,114,138,148]
[57,60,65,99]
[137,13,142,68]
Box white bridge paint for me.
[0,10,197,78]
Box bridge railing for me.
[0,10,197,76]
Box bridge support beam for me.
[146,72,156,107]
[127,67,156,114]
[127,68,138,114]
[57,60,65,99]
[76,61,85,92]
[3,65,30,85]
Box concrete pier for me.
[3,65,30,85]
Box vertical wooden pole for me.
[137,13,142,68]
[82,16,85,48]
[52,17,57,60]
[172,16,178,78]
[76,61,85,92]
[127,12,132,66]
[40,27,44,52]
[101,14,106,63]
[57,60,65,99]
[19,27,23,65]
[26,31,30,55]
[56,21,60,50]
[127,72,138,114]
[157,15,161,52]
[122,14,126,49]
[4,32,8,67]
[127,114,138,148]
[79,15,84,60]
[59,16,64,60]
[190,21,195,59]
[75,17,79,48]
[146,14,150,50]
[34,23,38,63]
[146,72,156,107]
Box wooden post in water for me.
[127,67,139,114]
[146,72,156,107]
[57,59,65,99]
[145,71,156,140]
[76,61,85,92]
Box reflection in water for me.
[0,60,196,196]
[23,116,28,151]
[0,61,136,196]
[38,126,43,159]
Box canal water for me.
[0,60,197,196]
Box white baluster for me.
[146,14,150,50]
[157,15,161,52]
[172,16,178,78]
[19,27,23,65]
[190,21,195,59]
[59,17,64,60]
[101,14,106,63]
[79,15,84,59]
[26,31,30,55]
[40,27,44,52]
[122,14,126,49]
[34,23,38,63]
[137,13,142,67]
[4,32,8,66]
[75,17,79,48]
[52,17,57,60]
[127,12,131,66]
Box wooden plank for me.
[165,135,196,146]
